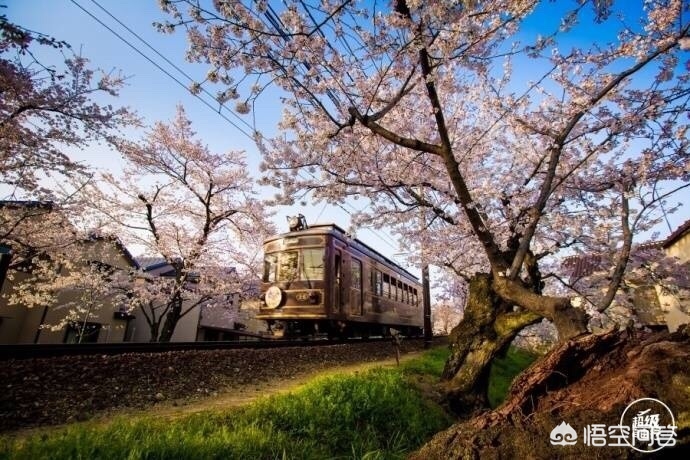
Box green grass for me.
[400,346,450,378]
[487,347,539,408]
[0,346,539,459]
[0,349,453,460]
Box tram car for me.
[258,215,423,338]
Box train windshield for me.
[263,248,325,282]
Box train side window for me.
[391,276,398,300]
[413,288,418,306]
[383,273,390,298]
[372,270,383,296]
[404,284,409,304]
[351,258,362,291]
[397,280,403,302]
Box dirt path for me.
[5,351,423,438]
[130,351,423,421]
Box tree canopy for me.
[159,0,689,334]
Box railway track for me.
[0,335,432,360]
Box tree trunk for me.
[442,273,541,415]
[148,321,160,343]
[492,275,589,341]
[158,296,182,342]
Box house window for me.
[64,321,101,344]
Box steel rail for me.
[0,336,426,360]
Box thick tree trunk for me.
[492,275,589,341]
[442,273,541,415]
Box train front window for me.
[301,249,324,280]
[263,254,278,282]
[263,249,324,282]
[279,251,299,281]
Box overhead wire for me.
[88,0,255,134]
[293,166,400,252]
[76,0,402,255]
[258,4,399,252]
[69,0,255,141]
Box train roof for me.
[264,223,419,283]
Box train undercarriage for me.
[264,319,423,340]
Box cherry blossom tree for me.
[0,202,133,342]
[1,13,138,313]
[433,301,464,336]
[83,106,274,342]
[0,14,137,199]
[159,0,689,409]
[432,270,466,335]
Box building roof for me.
[562,219,690,280]
[0,200,55,210]
[86,233,140,269]
[562,253,605,280]
[662,219,690,249]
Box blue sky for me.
[6,0,402,256]
[5,0,689,267]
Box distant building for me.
[0,201,261,344]
[0,233,140,344]
[655,220,690,331]
[128,258,247,342]
[563,220,690,332]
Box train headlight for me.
[265,286,283,309]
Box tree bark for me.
[148,321,160,343]
[492,275,589,340]
[412,328,690,459]
[442,273,541,415]
[158,295,182,342]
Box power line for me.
[69,0,255,141]
[295,168,400,251]
[79,0,402,254]
[88,0,255,134]
[314,202,328,223]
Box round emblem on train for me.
[264,286,283,308]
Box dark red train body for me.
[258,224,423,338]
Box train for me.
[258,216,423,338]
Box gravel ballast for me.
[0,339,430,432]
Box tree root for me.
[412,327,690,459]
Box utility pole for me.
[417,184,432,349]
[0,245,11,292]
[422,264,432,349]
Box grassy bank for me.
[488,347,539,408]
[0,345,536,459]
[1,348,453,460]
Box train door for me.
[334,249,343,314]
[350,257,363,315]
